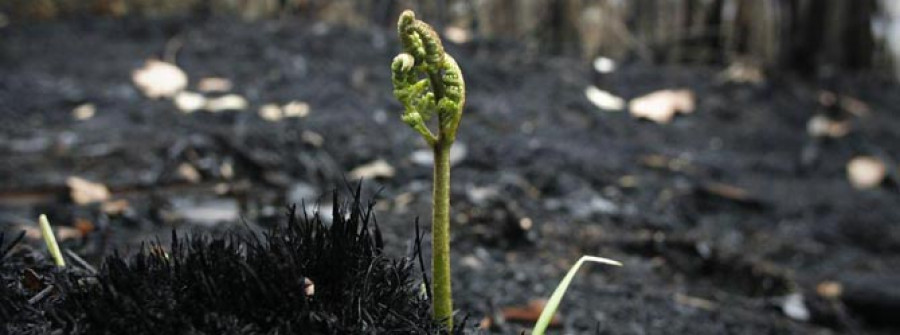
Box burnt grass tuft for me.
[1,187,445,334]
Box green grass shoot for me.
[532,255,622,335]
[38,214,66,267]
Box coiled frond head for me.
[391,10,465,148]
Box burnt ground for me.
[1,16,900,334]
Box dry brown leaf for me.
[74,218,95,236]
[197,77,233,93]
[816,281,842,299]
[629,89,695,124]
[807,114,850,138]
[66,176,111,205]
[132,59,187,99]
[847,156,887,190]
[501,299,560,326]
[177,163,202,183]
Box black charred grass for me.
[1,188,449,334]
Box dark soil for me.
[2,16,900,334]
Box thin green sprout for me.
[38,214,66,267]
[532,255,622,335]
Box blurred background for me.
[1,1,899,334]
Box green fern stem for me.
[431,139,453,328]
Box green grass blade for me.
[532,255,621,335]
[38,214,66,267]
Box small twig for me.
[27,284,54,305]
[65,249,97,274]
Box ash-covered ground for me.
[2,17,899,334]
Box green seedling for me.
[38,214,66,267]
[532,256,622,335]
[391,10,465,329]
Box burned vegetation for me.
[1,188,444,334]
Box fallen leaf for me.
[629,89,695,124]
[282,101,310,118]
[177,163,202,183]
[720,61,764,84]
[66,176,110,205]
[18,225,41,240]
[349,159,395,180]
[302,131,324,147]
[197,77,233,93]
[501,299,560,326]
[304,277,315,296]
[782,293,810,322]
[444,26,471,44]
[258,101,309,121]
[72,103,96,120]
[807,114,850,138]
[205,94,248,112]
[56,226,82,241]
[585,85,625,111]
[132,59,187,99]
[101,199,130,215]
[74,218,95,236]
[259,104,283,121]
[840,95,870,117]
[847,156,887,190]
[174,91,206,113]
[674,293,717,310]
[817,281,842,299]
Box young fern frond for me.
[390,10,466,330]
